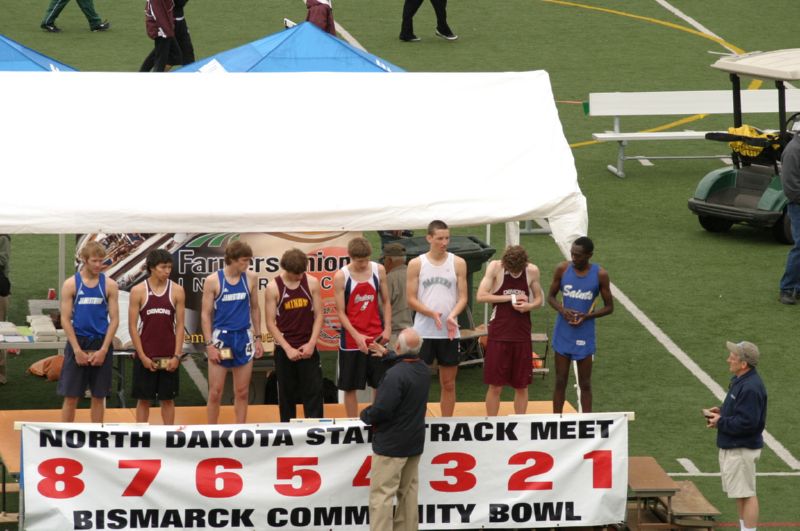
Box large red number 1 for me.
[584,450,612,488]
[429,452,477,492]
[37,458,85,498]
[507,451,554,491]
[119,460,161,496]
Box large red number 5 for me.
[429,452,477,492]
[507,451,554,490]
[584,450,612,488]
[37,458,85,498]
[196,458,243,498]
[275,457,321,497]
[119,460,161,496]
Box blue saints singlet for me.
[552,264,600,359]
[72,272,109,338]
[213,269,251,331]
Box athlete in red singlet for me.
[334,237,391,418]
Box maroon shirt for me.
[145,0,175,39]
[275,274,315,348]
[139,280,177,358]
[487,270,532,342]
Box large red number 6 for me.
[584,450,612,489]
[196,458,243,498]
[507,451,554,491]
[37,458,85,499]
[429,452,477,492]
[275,457,321,497]
[119,460,161,497]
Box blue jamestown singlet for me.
[552,264,600,358]
[213,269,251,331]
[72,272,109,338]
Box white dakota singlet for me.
[413,252,460,339]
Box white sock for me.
[742,525,756,531]
[739,519,744,531]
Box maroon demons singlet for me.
[488,270,531,342]
[275,275,315,348]
[139,280,177,358]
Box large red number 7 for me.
[119,460,161,496]
[275,457,321,496]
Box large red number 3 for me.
[119,460,161,496]
[275,457,322,496]
[196,458,243,498]
[507,451,554,490]
[584,450,612,488]
[37,458,85,498]
[429,452,477,492]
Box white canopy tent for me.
[0,71,586,254]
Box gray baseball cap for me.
[726,340,760,367]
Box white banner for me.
[21,414,627,530]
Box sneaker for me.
[779,291,796,305]
[40,23,61,33]
[91,21,110,32]
[399,33,420,42]
[435,28,458,41]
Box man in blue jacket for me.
[707,341,767,531]
[360,328,430,531]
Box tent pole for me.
[58,234,66,298]
[483,224,491,328]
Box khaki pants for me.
[368,454,420,531]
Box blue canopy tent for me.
[176,22,403,73]
[0,34,76,71]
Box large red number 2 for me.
[507,451,554,490]
[275,457,322,496]
[584,450,612,488]
[429,452,477,492]
[119,460,161,496]
[196,458,243,498]
[37,458,85,498]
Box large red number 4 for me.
[584,450,612,489]
[275,457,322,496]
[507,451,554,491]
[119,460,161,496]
[37,458,85,499]
[429,452,477,492]
[196,458,243,498]
[352,456,371,487]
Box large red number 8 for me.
[429,452,477,492]
[196,458,243,498]
[37,458,85,498]
[507,451,554,491]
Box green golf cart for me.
[687,49,800,243]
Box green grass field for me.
[2,0,800,528]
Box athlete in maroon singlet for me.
[265,249,324,422]
[128,249,186,424]
[476,245,542,416]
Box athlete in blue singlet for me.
[547,237,613,414]
[201,241,264,424]
[58,241,120,423]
